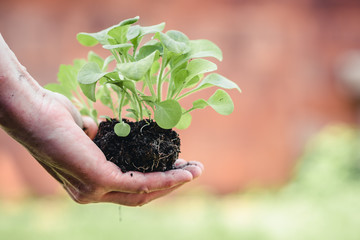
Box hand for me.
[31,91,203,206]
[0,34,203,206]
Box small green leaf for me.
[90,109,98,121]
[192,99,208,109]
[188,39,223,61]
[191,89,234,115]
[88,51,104,69]
[136,43,162,61]
[127,25,141,40]
[173,69,189,90]
[150,61,160,77]
[78,62,108,84]
[175,109,192,130]
[207,89,234,115]
[100,115,112,121]
[44,83,72,99]
[139,22,166,37]
[114,122,131,137]
[76,16,139,47]
[76,32,103,47]
[79,82,97,102]
[97,85,112,108]
[196,73,241,92]
[125,112,138,120]
[57,64,78,91]
[159,31,191,54]
[186,59,217,82]
[154,99,182,129]
[80,109,90,116]
[117,51,157,81]
[184,75,200,89]
[118,16,140,26]
[108,25,130,44]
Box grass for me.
[1,187,360,240]
[2,124,360,240]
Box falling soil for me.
[93,119,181,173]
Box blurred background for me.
[2,0,360,239]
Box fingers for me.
[105,160,203,194]
[174,159,204,179]
[101,184,184,206]
[82,116,98,139]
[110,169,193,194]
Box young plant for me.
[46,16,240,137]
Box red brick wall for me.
[1,0,360,196]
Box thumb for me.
[82,116,98,139]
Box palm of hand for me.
[30,91,202,206]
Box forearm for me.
[0,34,45,142]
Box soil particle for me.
[93,119,181,173]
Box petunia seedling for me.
[46,16,240,137]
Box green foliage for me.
[47,16,240,136]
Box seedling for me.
[46,16,240,172]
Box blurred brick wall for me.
[1,0,360,197]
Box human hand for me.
[32,91,203,206]
[0,34,203,206]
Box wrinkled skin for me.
[0,34,203,206]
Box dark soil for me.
[93,119,181,173]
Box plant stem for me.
[111,50,121,63]
[134,91,143,120]
[118,92,126,120]
[157,52,167,101]
[145,73,156,97]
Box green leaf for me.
[159,31,191,54]
[90,109,98,122]
[184,75,200,89]
[139,22,166,37]
[191,89,234,115]
[126,109,139,118]
[186,59,217,82]
[78,62,108,84]
[44,83,72,99]
[114,121,131,137]
[196,73,241,92]
[150,61,160,77]
[76,16,139,47]
[79,82,97,102]
[88,51,104,69]
[80,109,90,116]
[188,39,223,61]
[127,25,141,40]
[175,109,192,130]
[76,32,104,47]
[108,25,130,44]
[173,69,188,90]
[118,16,140,26]
[57,64,78,91]
[100,115,112,121]
[154,99,182,129]
[192,99,208,110]
[97,85,112,108]
[136,43,162,61]
[207,89,234,115]
[117,51,157,81]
